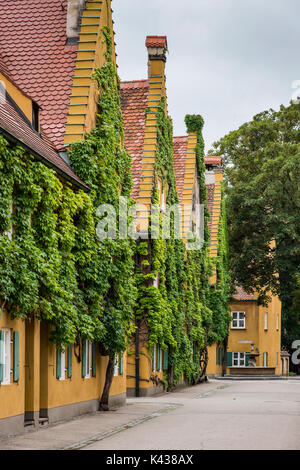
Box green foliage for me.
[211,100,300,352]
[134,104,228,387]
[68,26,136,355]
[0,137,102,345]
[0,27,136,355]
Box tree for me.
[210,100,300,355]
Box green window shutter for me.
[92,342,96,377]
[156,345,161,371]
[245,353,249,367]
[67,344,72,378]
[119,352,123,374]
[56,348,61,379]
[216,347,221,365]
[152,344,155,371]
[227,351,232,367]
[267,352,269,367]
[0,330,4,383]
[163,350,168,371]
[13,331,19,382]
[82,340,87,378]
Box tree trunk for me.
[167,363,174,392]
[222,336,228,377]
[100,354,115,411]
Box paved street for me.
[1,379,299,450]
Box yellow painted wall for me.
[64,0,117,146]
[42,323,126,411]
[206,345,223,376]
[126,343,164,395]
[0,72,33,123]
[0,311,25,420]
[227,297,281,374]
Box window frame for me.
[84,340,92,379]
[231,311,246,329]
[264,312,268,330]
[2,328,11,385]
[59,349,66,381]
[232,351,246,367]
[114,353,120,376]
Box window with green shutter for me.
[162,350,168,371]
[82,340,87,378]
[13,331,19,382]
[227,351,232,367]
[56,348,61,379]
[152,344,156,372]
[156,345,161,371]
[119,352,123,374]
[92,342,96,377]
[67,344,72,378]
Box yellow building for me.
[202,159,282,377]
[121,36,170,397]
[226,287,281,376]
[0,0,127,437]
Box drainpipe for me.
[135,322,140,397]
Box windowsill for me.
[230,327,246,330]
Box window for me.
[59,350,66,381]
[233,352,245,367]
[84,340,92,378]
[231,311,246,329]
[0,329,11,384]
[32,102,39,132]
[263,352,269,367]
[276,314,279,331]
[264,312,268,330]
[152,344,156,372]
[153,274,159,288]
[114,353,120,376]
[276,352,279,366]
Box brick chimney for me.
[145,36,168,78]
[66,0,86,44]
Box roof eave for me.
[0,125,90,192]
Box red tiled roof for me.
[205,156,222,166]
[173,136,188,203]
[121,80,149,199]
[232,286,257,301]
[145,36,168,48]
[0,0,78,151]
[0,88,87,190]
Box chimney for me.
[66,0,86,44]
[145,36,168,78]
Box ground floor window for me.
[0,329,11,384]
[263,352,269,367]
[114,353,123,376]
[233,351,245,367]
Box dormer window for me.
[32,102,39,132]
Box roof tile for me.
[0,0,78,151]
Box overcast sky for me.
[113,0,300,152]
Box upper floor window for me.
[264,312,268,330]
[276,314,279,331]
[231,311,246,329]
[32,102,39,132]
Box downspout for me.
[135,321,140,397]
